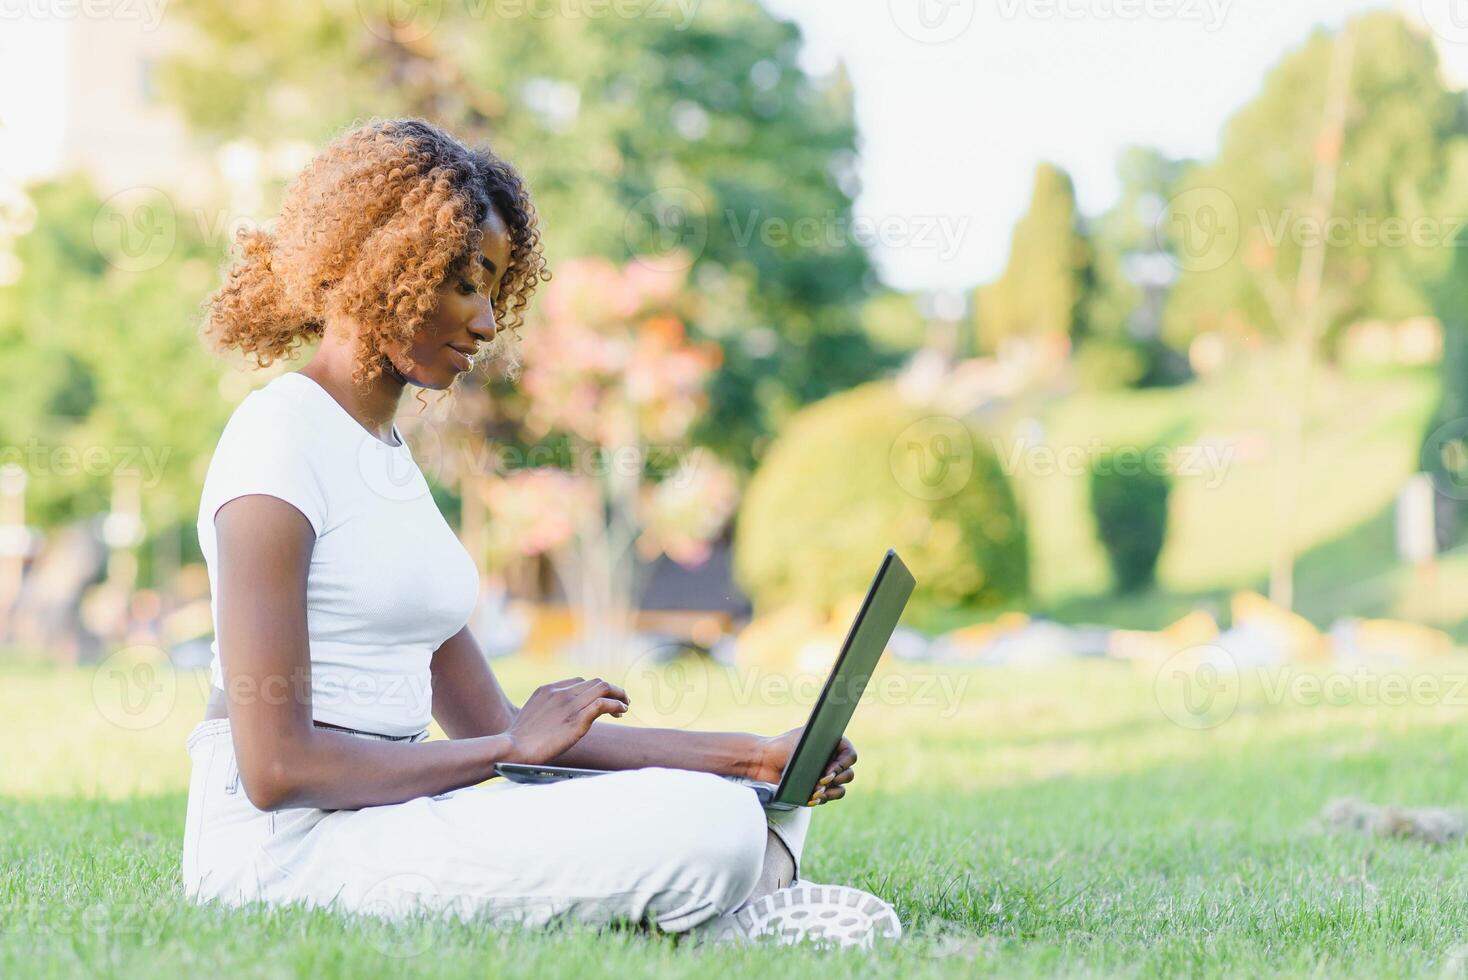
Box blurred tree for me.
[473,256,738,662]
[1160,11,1468,609]
[858,290,929,355]
[1162,12,1468,353]
[159,0,902,472]
[1078,146,1192,389]
[1420,224,1468,549]
[1088,448,1171,593]
[734,380,1028,618]
[0,177,229,545]
[973,162,1093,355]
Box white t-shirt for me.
[196,371,480,736]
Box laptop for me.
[495,549,916,810]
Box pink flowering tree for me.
[476,254,739,663]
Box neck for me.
[299,330,406,445]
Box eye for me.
[458,278,479,296]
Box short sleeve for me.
[200,395,328,536]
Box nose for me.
[467,301,498,344]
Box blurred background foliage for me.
[158,0,904,472]
[5,6,1468,663]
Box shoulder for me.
[200,374,332,534]
[222,373,318,435]
[213,373,340,465]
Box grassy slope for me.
[10,656,1468,977]
[968,359,1462,634]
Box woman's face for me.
[392,210,515,390]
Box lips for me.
[448,344,476,371]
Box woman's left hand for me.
[751,728,858,806]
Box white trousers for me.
[181,719,812,932]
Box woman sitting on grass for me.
[183,117,901,948]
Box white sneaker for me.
[695,882,903,949]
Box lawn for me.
[963,360,1468,637]
[9,652,1468,977]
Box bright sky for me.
[5,1,1467,291]
[0,17,69,189]
[762,0,1468,289]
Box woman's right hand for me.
[502,677,630,763]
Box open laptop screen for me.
[771,549,917,808]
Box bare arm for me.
[547,721,765,778]
[429,625,519,739]
[429,628,846,786]
[215,494,625,812]
[430,626,763,776]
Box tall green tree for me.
[1162,11,1468,353]
[974,162,1093,354]
[1159,11,1468,608]
[1078,146,1192,388]
[159,0,902,471]
[0,176,229,542]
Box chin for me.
[400,364,462,390]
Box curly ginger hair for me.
[204,118,548,386]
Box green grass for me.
[11,654,1468,977]
[1023,360,1438,599]
[952,359,1464,635]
